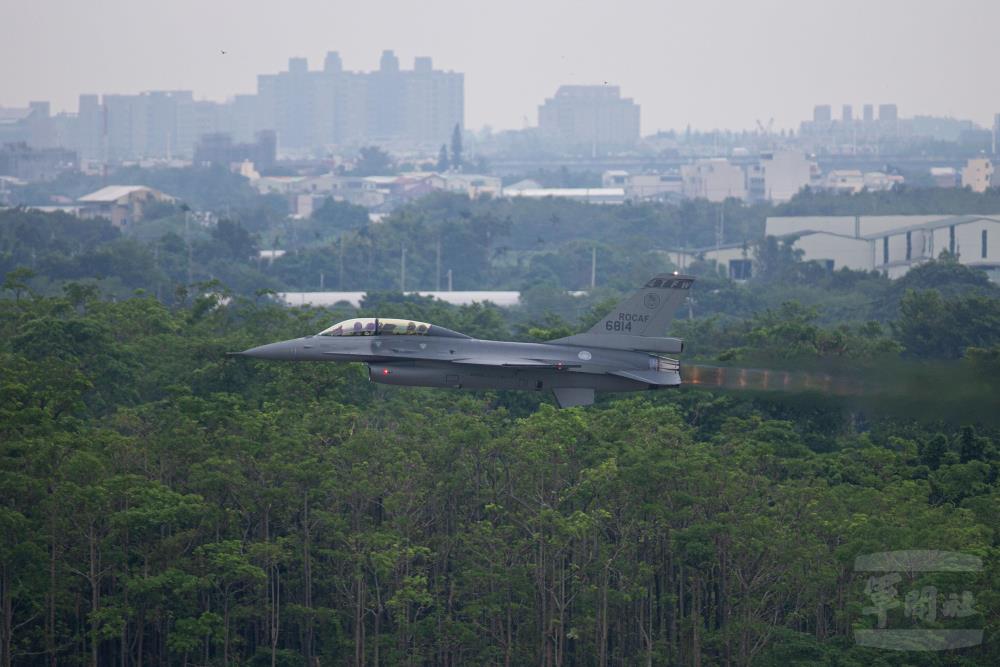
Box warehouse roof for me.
[78,185,169,203]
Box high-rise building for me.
[103,94,147,162]
[7,51,464,165]
[144,90,195,158]
[879,104,898,122]
[863,104,874,122]
[255,51,463,151]
[76,94,102,162]
[813,105,832,123]
[404,56,464,147]
[537,85,640,153]
[194,130,276,170]
[27,102,54,148]
[842,105,853,123]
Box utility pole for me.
[435,239,442,291]
[400,245,406,292]
[184,207,192,285]
[338,237,344,289]
[446,268,453,292]
[319,270,324,290]
[715,202,725,253]
[590,246,597,289]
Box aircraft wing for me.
[450,357,581,369]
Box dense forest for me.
[3,185,1000,665]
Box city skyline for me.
[5,0,1000,134]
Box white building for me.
[601,170,682,201]
[601,170,628,187]
[746,151,812,203]
[680,159,746,202]
[628,173,683,200]
[700,243,755,280]
[278,291,521,308]
[961,158,994,192]
[765,214,1000,281]
[818,170,865,194]
[656,244,756,280]
[862,171,904,190]
[815,170,902,194]
[930,167,959,188]
[503,187,625,204]
[440,172,502,198]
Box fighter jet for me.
[234,274,694,407]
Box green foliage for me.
[894,290,1000,359]
[309,197,369,233]
[351,145,394,176]
[0,288,998,666]
[450,123,463,170]
[436,144,449,172]
[3,184,1000,665]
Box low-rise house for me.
[680,159,746,202]
[77,185,174,227]
[819,169,864,194]
[961,158,994,192]
[930,167,959,188]
[440,172,502,198]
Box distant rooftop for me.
[278,291,522,308]
[504,187,625,203]
[78,185,169,203]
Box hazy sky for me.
[5,0,1000,133]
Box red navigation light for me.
[382,368,390,375]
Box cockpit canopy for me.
[318,317,468,338]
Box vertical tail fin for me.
[589,274,694,337]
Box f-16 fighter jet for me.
[235,274,694,407]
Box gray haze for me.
[5,0,1000,132]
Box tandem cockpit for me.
[317,317,469,339]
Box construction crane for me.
[755,118,775,136]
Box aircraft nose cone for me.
[235,340,299,360]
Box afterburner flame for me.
[681,364,866,397]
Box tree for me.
[1,267,34,302]
[436,144,449,172]
[920,434,949,470]
[960,425,987,463]
[211,220,257,260]
[310,198,369,232]
[450,124,463,171]
[894,289,1000,359]
[352,146,393,177]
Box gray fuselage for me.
[239,334,675,395]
